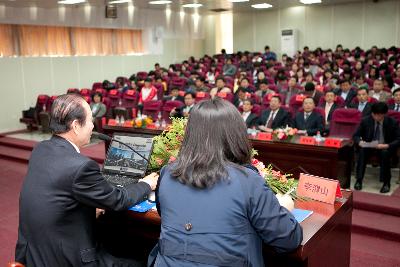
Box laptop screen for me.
[103,134,154,176]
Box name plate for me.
[295,94,306,102]
[257,132,272,141]
[107,119,117,126]
[196,92,205,97]
[217,92,227,98]
[297,173,342,204]
[324,138,342,148]
[299,136,316,145]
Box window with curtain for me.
[0,24,143,57]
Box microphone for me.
[92,132,149,163]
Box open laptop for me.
[102,133,154,187]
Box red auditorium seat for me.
[80,88,92,96]
[329,108,362,138]
[136,72,148,81]
[162,100,184,123]
[195,91,210,102]
[67,88,79,94]
[142,100,163,119]
[122,89,138,109]
[94,88,108,97]
[387,110,400,124]
[108,89,122,108]
[35,94,50,112]
[217,92,234,103]
[92,82,103,90]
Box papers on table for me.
[359,140,378,148]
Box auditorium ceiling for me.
[0,0,387,13]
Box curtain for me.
[0,24,15,56]
[0,23,143,57]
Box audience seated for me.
[320,90,339,129]
[257,95,290,131]
[222,57,237,77]
[303,82,323,105]
[170,92,195,118]
[353,102,400,193]
[334,79,357,107]
[280,77,303,105]
[255,79,275,100]
[369,79,391,102]
[210,76,232,98]
[240,99,258,128]
[138,78,158,110]
[293,97,324,136]
[163,87,184,103]
[389,88,400,111]
[349,87,372,117]
[233,87,248,108]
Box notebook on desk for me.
[102,133,154,187]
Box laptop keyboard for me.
[102,173,139,187]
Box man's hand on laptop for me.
[140,172,159,190]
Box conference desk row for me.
[102,125,354,188]
[97,125,354,266]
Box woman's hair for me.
[171,98,252,188]
[91,92,103,102]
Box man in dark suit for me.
[353,102,400,193]
[257,95,290,131]
[303,82,323,106]
[319,90,339,128]
[293,97,324,136]
[349,87,372,117]
[389,88,400,111]
[279,77,303,105]
[15,94,158,266]
[162,87,184,103]
[170,92,195,118]
[334,79,357,107]
[241,99,258,128]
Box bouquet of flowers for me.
[150,118,302,200]
[251,158,302,200]
[133,116,153,128]
[273,126,298,141]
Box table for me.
[96,191,353,267]
[102,125,354,188]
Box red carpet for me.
[0,135,399,266]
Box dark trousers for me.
[356,148,393,184]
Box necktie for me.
[266,111,275,128]
[373,122,380,141]
[305,113,310,121]
[396,104,400,112]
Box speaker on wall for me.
[105,5,117,19]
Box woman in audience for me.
[90,92,106,131]
[150,98,302,266]
[205,64,219,85]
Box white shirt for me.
[66,139,80,153]
[325,102,333,122]
[266,109,278,126]
[372,92,381,101]
[340,91,349,100]
[141,87,158,101]
[242,111,251,122]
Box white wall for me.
[0,5,206,132]
[233,0,400,55]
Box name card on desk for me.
[297,173,342,204]
[257,132,272,141]
[107,119,117,126]
[299,136,316,145]
[324,138,342,148]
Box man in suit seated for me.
[334,79,357,107]
[210,76,232,98]
[320,90,339,130]
[349,87,372,117]
[280,77,303,105]
[170,92,195,118]
[303,82,323,106]
[163,87,184,103]
[255,79,275,100]
[389,88,400,112]
[240,99,258,128]
[369,79,391,102]
[257,95,290,132]
[293,97,324,136]
[233,87,249,108]
[353,102,400,193]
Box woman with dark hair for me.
[151,98,302,266]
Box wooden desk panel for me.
[96,192,352,267]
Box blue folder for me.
[292,209,313,223]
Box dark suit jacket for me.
[172,105,193,118]
[257,108,290,129]
[388,103,400,111]
[293,111,324,136]
[304,90,323,106]
[353,116,400,151]
[334,89,357,107]
[243,112,258,128]
[319,102,338,123]
[349,102,372,117]
[16,136,151,266]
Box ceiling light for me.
[149,0,172,4]
[58,0,86,4]
[251,3,273,9]
[229,0,249,2]
[109,0,131,3]
[182,3,202,8]
[299,0,322,4]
